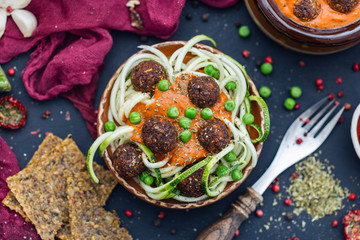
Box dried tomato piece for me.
[343,209,360,240]
[0,96,27,129]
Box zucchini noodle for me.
[87,35,270,202]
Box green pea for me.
[260,63,273,75]
[167,106,179,118]
[231,169,243,181]
[104,121,116,132]
[143,176,154,185]
[290,86,302,98]
[158,79,170,91]
[225,151,237,162]
[284,98,296,110]
[242,113,254,124]
[201,108,213,120]
[140,171,149,182]
[179,117,192,129]
[225,81,237,91]
[185,107,197,119]
[180,130,192,143]
[224,100,236,112]
[216,165,228,176]
[259,86,271,98]
[238,26,250,38]
[129,112,141,124]
[212,69,220,79]
[204,65,220,79]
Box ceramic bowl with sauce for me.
[245,0,360,54]
[351,104,360,159]
[97,41,265,209]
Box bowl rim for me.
[351,104,360,159]
[255,0,360,45]
[97,40,265,209]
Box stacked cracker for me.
[3,134,132,240]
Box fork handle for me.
[196,187,263,240]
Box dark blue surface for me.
[1,1,360,239]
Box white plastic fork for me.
[197,97,345,240]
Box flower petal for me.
[3,0,31,9]
[0,8,7,38]
[11,9,37,38]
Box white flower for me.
[0,0,38,38]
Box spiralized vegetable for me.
[87,35,270,202]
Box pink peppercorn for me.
[234,229,240,237]
[157,211,165,219]
[338,115,344,123]
[264,56,272,64]
[125,210,132,217]
[344,103,351,110]
[335,77,343,84]
[332,220,338,228]
[337,91,344,98]
[284,199,292,206]
[328,93,335,100]
[256,209,263,217]
[349,193,356,200]
[242,50,250,58]
[294,103,300,110]
[315,78,323,86]
[353,63,360,72]
[292,172,297,179]
[296,138,303,144]
[272,184,280,192]
[8,68,15,76]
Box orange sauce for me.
[124,73,232,167]
[273,0,360,29]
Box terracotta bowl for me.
[97,41,265,209]
[245,0,360,54]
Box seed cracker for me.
[2,133,62,222]
[67,174,132,240]
[6,136,85,240]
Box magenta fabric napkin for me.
[0,0,238,139]
[0,137,41,240]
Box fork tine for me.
[303,100,335,131]
[308,104,338,136]
[314,107,344,143]
[297,97,328,122]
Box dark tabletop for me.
[1,1,360,239]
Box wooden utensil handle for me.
[196,187,263,240]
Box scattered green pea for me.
[238,26,250,38]
[216,165,228,176]
[259,86,271,98]
[143,175,154,185]
[179,117,192,129]
[185,107,197,119]
[158,79,170,91]
[284,98,296,110]
[231,169,243,181]
[225,81,237,91]
[225,151,237,162]
[242,113,254,125]
[290,86,302,98]
[140,171,149,182]
[201,108,213,120]
[167,106,179,118]
[180,130,192,143]
[260,63,273,75]
[104,121,116,132]
[129,112,141,124]
[224,100,236,112]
